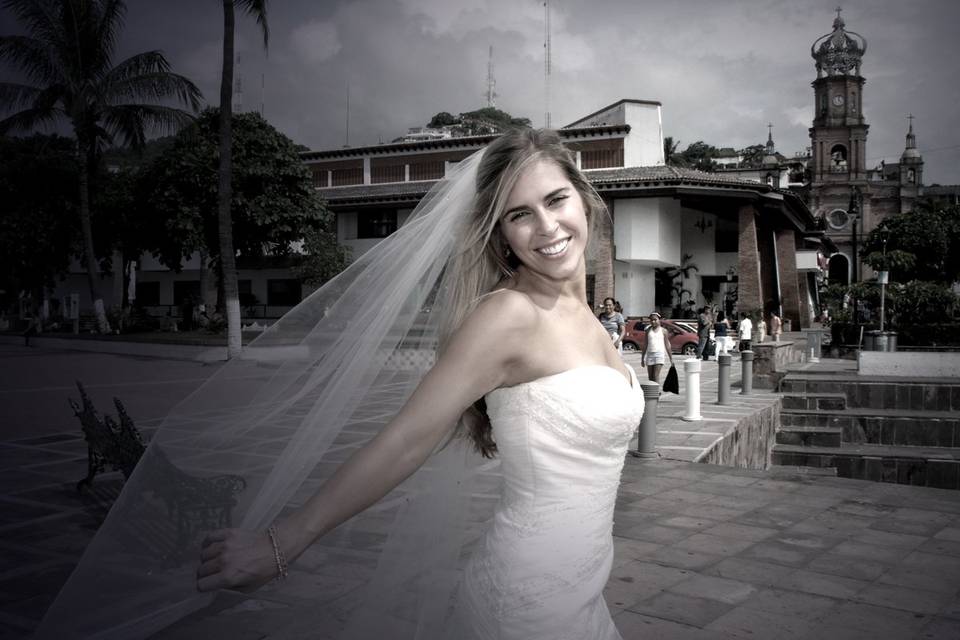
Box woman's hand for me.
[196,528,279,593]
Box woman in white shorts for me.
[641,312,674,383]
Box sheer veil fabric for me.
[37,152,505,638]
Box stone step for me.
[780,408,960,448]
[767,464,838,478]
[771,443,960,490]
[776,425,842,447]
[781,392,847,411]
[780,375,960,412]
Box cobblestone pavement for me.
[1,343,958,639]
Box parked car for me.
[622,318,705,356]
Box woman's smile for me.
[536,237,571,257]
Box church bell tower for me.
[808,9,870,284]
[809,8,868,185]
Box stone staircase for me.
[772,372,960,490]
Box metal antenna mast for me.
[486,45,498,108]
[544,0,551,128]
[344,80,350,147]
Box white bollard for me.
[682,357,702,421]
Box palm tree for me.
[0,0,201,333]
[219,0,267,358]
[663,136,682,166]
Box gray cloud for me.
[2,0,957,184]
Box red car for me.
[621,318,700,356]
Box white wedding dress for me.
[453,364,644,639]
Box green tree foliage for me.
[677,141,719,172]
[861,201,960,284]
[294,227,350,287]
[739,144,767,168]
[140,108,337,275]
[428,111,458,127]
[824,202,960,336]
[655,253,699,317]
[461,107,531,129]
[0,135,79,304]
[423,107,531,136]
[0,0,201,332]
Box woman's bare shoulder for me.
[468,288,540,334]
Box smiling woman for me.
[39,130,642,640]
[499,161,588,283]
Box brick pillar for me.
[592,200,615,308]
[737,204,763,315]
[775,229,802,328]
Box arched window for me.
[829,144,848,172]
[828,254,850,285]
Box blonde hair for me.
[439,128,607,457]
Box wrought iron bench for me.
[70,382,247,548]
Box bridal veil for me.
[36,150,504,638]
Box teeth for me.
[538,238,569,255]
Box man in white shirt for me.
[738,313,753,352]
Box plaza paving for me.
[0,339,958,638]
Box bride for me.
[197,128,644,637]
[37,129,643,639]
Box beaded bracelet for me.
[266,524,289,580]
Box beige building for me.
[306,99,828,327]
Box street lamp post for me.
[848,186,862,323]
[879,230,889,332]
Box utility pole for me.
[544,0,551,128]
[344,80,350,147]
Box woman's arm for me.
[663,330,673,363]
[197,293,534,592]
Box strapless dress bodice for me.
[454,364,644,640]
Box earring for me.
[503,245,512,258]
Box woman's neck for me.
[511,261,587,306]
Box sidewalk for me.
[1,344,958,638]
[0,332,228,362]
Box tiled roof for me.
[320,165,794,204]
[302,124,630,161]
[319,180,438,204]
[586,165,782,188]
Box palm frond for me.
[105,71,203,112]
[2,0,64,52]
[93,0,126,64]
[103,50,170,82]
[237,0,269,50]
[0,81,42,110]
[101,104,195,148]
[103,52,203,110]
[0,105,63,135]
[0,35,61,85]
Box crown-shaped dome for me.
[811,9,867,78]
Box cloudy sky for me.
[2,0,959,185]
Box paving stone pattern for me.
[1,344,959,638]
